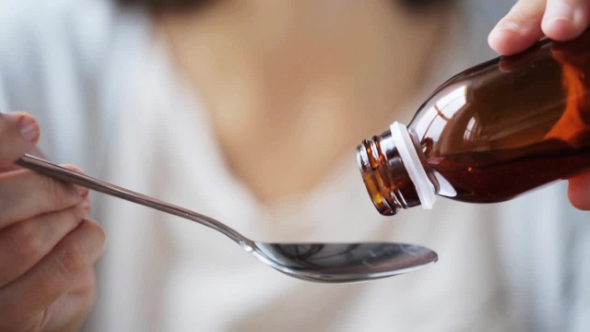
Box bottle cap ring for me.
[390,122,436,209]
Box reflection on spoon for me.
[253,242,437,282]
[17,154,438,283]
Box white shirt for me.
[0,1,588,331]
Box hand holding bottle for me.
[489,0,590,210]
[0,112,106,331]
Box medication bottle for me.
[357,30,590,216]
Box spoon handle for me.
[15,154,245,244]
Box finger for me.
[489,0,547,55]
[42,270,96,332]
[0,201,90,287]
[0,167,89,228]
[568,172,590,210]
[0,112,39,166]
[0,146,46,173]
[0,164,21,173]
[542,0,590,40]
[0,219,106,328]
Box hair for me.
[115,0,454,12]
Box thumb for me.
[0,112,40,165]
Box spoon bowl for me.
[251,242,437,282]
[17,154,438,283]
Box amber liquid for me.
[430,141,590,202]
[411,30,590,203]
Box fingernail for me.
[76,185,89,197]
[18,115,39,143]
[498,21,520,32]
[545,2,574,24]
[102,233,108,252]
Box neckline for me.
[146,12,469,214]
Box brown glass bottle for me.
[357,30,590,216]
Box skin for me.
[1,1,589,331]
[488,0,590,210]
[0,112,106,331]
[157,1,453,203]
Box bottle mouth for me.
[356,132,421,216]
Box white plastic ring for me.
[389,122,436,209]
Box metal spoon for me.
[16,154,438,283]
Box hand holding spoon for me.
[16,154,438,283]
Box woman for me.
[0,0,587,331]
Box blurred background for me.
[1,0,590,331]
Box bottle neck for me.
[357,131,420,215]
[357,122,437,216]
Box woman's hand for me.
[489,0,590,55]
[489,0,590,210]
[0,112,106,331]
